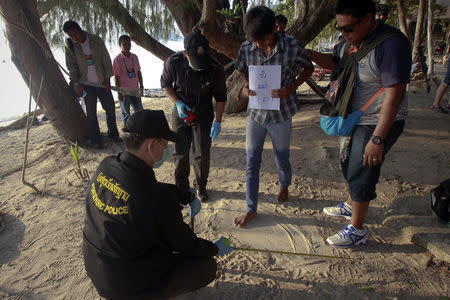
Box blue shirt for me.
[332,22,411,124]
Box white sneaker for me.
[326,224,368,248]
[323,202,352,220]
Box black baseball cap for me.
[376,4,389,14]
[184,31,211,70]
[122,110,181,143]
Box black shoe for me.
[84,140,103,149]
[197,187,208,202]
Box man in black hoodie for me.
[82,109,219,299]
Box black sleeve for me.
[213,64,227,103]
[156,186,218,257]
[160,56,174,88]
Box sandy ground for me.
[0,73,449,299]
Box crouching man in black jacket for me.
[82,109,218,299]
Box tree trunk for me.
[163,0,202,36]
[0,0,87,142]
[37,0,59,17]
[224,70,247,113]
[294,0,301,19]
[95,0,174,61]
[288,0,337,46]
[197,0,244,59]
[407,17,415,42]
[396,0,409,39]
[412,0,426,63]
[426,0,433,77]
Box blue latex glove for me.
[214,236,235,256]
[209,121,221,142]
[189,197,202,217]
[173,100,191,118]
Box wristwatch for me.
[371,135,385,145]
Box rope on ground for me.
[235,247,352,260]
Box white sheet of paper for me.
[248,65,281,110]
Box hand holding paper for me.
[248,65,281,110]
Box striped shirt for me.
[235,32,312,124]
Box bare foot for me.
[234,212,257,228]
[277,187,289,203]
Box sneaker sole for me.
[322,208,352,220]
[326,235,368,248]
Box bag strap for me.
[352,28,400,61]
[355,27,404,112]
[360,87,385,112]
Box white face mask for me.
[148,141,169,168]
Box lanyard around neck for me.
[122,54,134,71]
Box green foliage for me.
[69,141,89,182]
[70,141,80,166]
[38,0,177,48]
[217,4,241,20]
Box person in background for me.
[430,60,450,114]
[375,4,389,22]
[233,6,313,227]
[113,35,144,124]
[63,20,120,148]
[275,14,288,33]
[308,0,411,247]
[161,31,227,202]
[82,109,232,299]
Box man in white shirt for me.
[64,20,120,148]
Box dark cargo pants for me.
[172,112,212,192]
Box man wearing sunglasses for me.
[307,0,411,247]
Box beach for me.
[0,76,449,299]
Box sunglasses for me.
[334,18,363,33]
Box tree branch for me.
[288,0,336,46]
[197,0,243,60]
[164,0,202,36]
[95,0,174,61]
[396,0,409,39]
[298,0,308,23]
[37,0,59,17]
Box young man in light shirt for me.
[113,35,144,124]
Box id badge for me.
[127,69,136,78]
[86,55,94,66]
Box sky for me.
[0,21,184,122]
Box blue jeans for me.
[342,120,405,202]
[246,117,292,212]
[119,95,143,125]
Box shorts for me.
[341,120,405,202]
[444,62,450,85]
